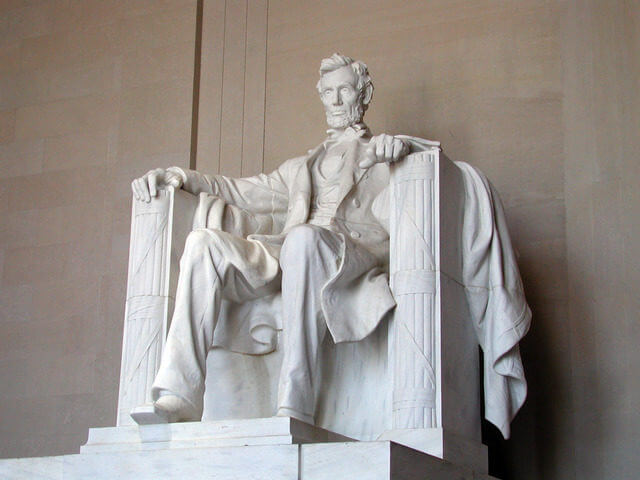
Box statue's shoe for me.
[275,406,315,425]
[154,394,200,422]
[130,394,199,425]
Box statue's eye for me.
[341,87,354,96]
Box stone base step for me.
[0,441,498,480]
[81,416,352,453]
[0,418,496,479]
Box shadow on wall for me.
[484,249,596,479]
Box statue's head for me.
[317,53,374,129]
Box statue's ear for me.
[362,82,374,108]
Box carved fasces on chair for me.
[117,188,198,426]
[387,149,487,473]
[389,150,439,430]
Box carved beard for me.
[325,101,365,129]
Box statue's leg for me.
[276,225,343,424]
[151,228,281,421]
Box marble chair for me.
[116,146,487,472]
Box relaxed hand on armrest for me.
[131,168,185,202]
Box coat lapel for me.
[337,137,372,204]
[282,143,323,232]
[351,138,371,186]
[335,139,360,201]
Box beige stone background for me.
[0,1,637,479]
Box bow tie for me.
[325,123,370,143]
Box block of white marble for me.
[302,441,495,480]
[69,444,299,480]
[1,447,297,480]
[0,441,497,480]
[0,455,64,480]
[378,427,487,474]
[81,416,352,454]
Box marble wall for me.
[0,0,197,458]
[563,1,640,478]
[0,1,638,479]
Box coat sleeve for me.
[167,158,304,235]
[167,159,300,216]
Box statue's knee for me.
[185,229,212,251]
[281,225,321,263]
[182,229,225,267]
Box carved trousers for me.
[151,224,343,422]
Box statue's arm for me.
[132,160,298,216]
[165,166,217,197]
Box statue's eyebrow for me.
[324,82,354,91]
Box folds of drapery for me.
[456,161,531,439]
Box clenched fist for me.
[359,134,410,168]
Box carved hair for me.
[317,53,374,109]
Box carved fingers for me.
[131,168,184,202]
[131,177,149,202]
[147,170,159,198]
[360,134,410,168]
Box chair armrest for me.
[116,187,199,426]
[387,149,485,469]
[389,149,439,430]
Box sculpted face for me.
[319,66,365,129]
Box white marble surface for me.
[378,427,487,474]
[75,444,298,480]
[302,441,496,480]
[0,456,63,480]
[81,416,352,454]
[202,313,393,441]
[117,187,198,426]
[0,440,497,480]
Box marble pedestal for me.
[0,418,498,479]
[81,416,352,453]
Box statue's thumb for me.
[359,146,376,168]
